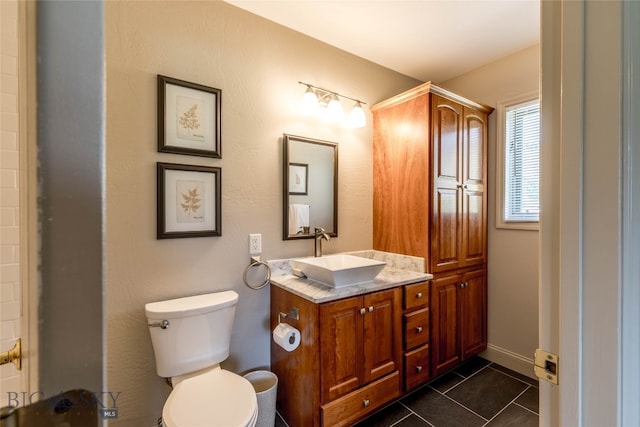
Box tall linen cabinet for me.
[371,82,493,378]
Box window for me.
[496,92,540,230]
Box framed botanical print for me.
[288,163,308,195]
[157,162,221,239]
[158,75,221,158]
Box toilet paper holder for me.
[278,307,300,324]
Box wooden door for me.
[430,274,461,376]
[460,269,488,359]
[320,296,363,402]
[431,95,463,273]
[462,108,488,268]
[362,288,402,384]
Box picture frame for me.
[157,162,221,239]
[288,163,308,195]
[158,75,222,158]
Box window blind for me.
[504,100,540,221]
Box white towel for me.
[289,204,310,235]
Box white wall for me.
[105,2,420,425]
[443,44,540,376]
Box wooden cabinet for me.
[372,82,492,377]
[319,288,401,403]
[431,96,488,273]
[271,285,402,427]
[430,268,487,377]
[372,83,491,274]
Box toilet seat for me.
[162,368,258,427]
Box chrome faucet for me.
[314,227,331,257]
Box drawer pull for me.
[416,292,423,298]
[416,326,423,333]
[416,365,423,373]
[363,399,370,408]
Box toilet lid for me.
[163,369,258,427]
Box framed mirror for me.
[283,134,338,240]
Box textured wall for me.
[105,2,419,425]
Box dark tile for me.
[352,402,412,427]
[393,413,432,427]
[490,364,539,387]
[515,387,539,414]
[454,356,492,378]
[428,371,466,393]
[275,411,288,427]
[402,386,485,427]
[485,403,538,427]
[445,367,528,419]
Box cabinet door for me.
[460,269,487,359]
[430,275,461,376]
[320,297,364,403]
[462,108,488,268]
[362,288,402,384]
[431,95,463,273]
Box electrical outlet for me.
[249,234,262,255]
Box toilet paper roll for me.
[272,323,301,352]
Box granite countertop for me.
[268,250,433,304]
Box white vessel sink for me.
[291,254,386,288]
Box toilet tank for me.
[145,291,238,378]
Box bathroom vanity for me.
[269,252,432,427]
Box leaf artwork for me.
[175,179,205,223]
[178,104,201,131]
[180,187,201,214]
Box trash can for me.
[244,370,278,427]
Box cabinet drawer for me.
[404,282,429,310]
[404,344,430,390]
[404,307,429,350]
[321,371,400,427]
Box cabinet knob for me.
[363,399,370,408]
[416,326,423,333]
[460,282,468,288]
[416,365,423,373]
[360,308,366,315]
[368,306,374,313]
[416,292,423,299]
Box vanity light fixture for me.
[298,81,367,128]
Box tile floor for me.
[275,357,539,427]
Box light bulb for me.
[347,102,366,128]
[299,86,319,116]
[325,94,344,122]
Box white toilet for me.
[145,290,258,427]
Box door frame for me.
[539,0,636,425]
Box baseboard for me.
[481,344,537,380]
